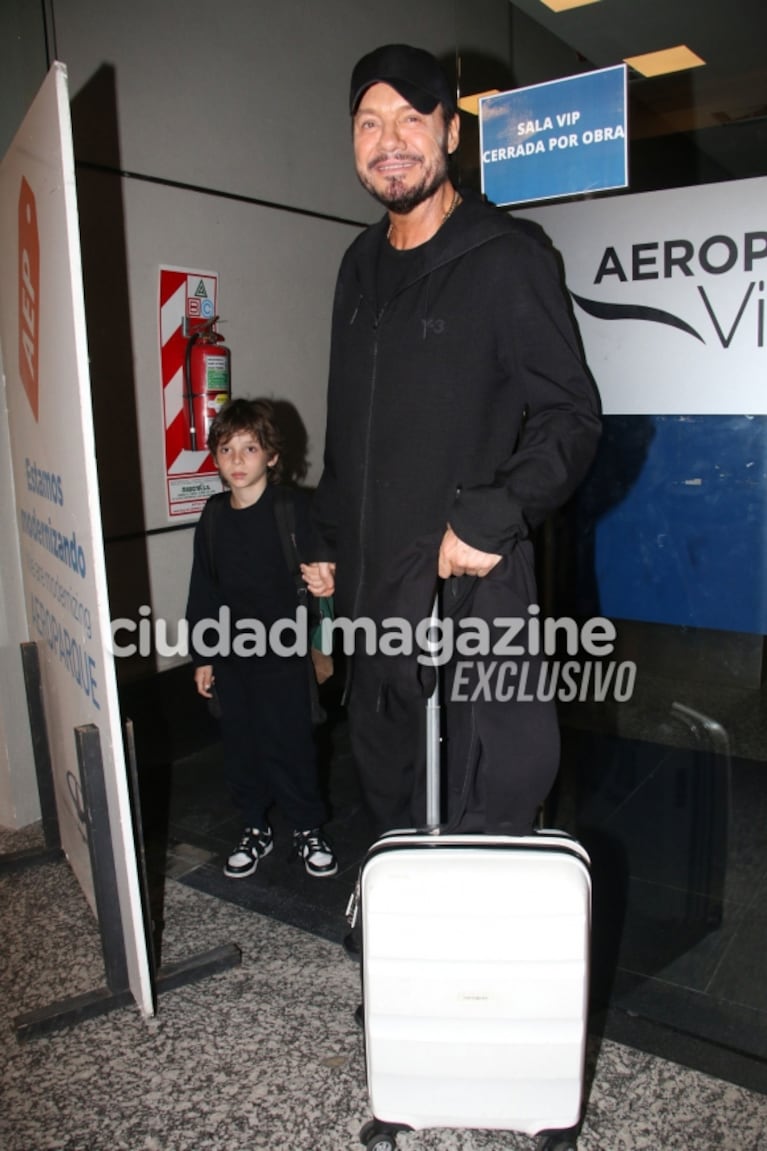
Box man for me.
[303,44,601,838]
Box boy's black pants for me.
[213,658,326,832]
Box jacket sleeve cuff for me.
[449,485,528,554]
[306,524,337,563]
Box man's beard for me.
[359,147,450,214]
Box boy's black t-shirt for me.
[187,484,310,667]
[214,487,296,628]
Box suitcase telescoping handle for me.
[425,592,441,832]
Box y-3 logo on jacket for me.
[422,317,446,338]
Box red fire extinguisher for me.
[184,317,231,451]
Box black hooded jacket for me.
[312,189,601,621]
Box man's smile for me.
[370,153,421,175]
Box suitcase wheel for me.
[365,1137,395,1151]
[359,1120,399,1151]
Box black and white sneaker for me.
[293,828,338,878]
[223,826,273,879]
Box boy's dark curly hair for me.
[207,397,285,483]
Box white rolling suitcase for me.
[353,600,591,1151]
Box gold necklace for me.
[387,189,461,243]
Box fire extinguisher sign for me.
[159,265,228,518]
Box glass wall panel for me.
[471,1,767,1089]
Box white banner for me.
[0,64,152,1014]
[520,177,767,415]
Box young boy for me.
[185,397,337,879]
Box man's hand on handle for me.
[438,526,501,579]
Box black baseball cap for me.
[350,44,457,117]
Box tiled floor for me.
[3,847,766,1151]
[2,665,767,1150]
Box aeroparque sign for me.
[520,177,767,414]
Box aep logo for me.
[18,176,39,420]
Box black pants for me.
[347,551,560,837]
[213,659,326,832]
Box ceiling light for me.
[624,45,706,78]
[458,89,500,116]
[537,0,603,11]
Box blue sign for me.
[479,65,628,207]
[574,415,767,635]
